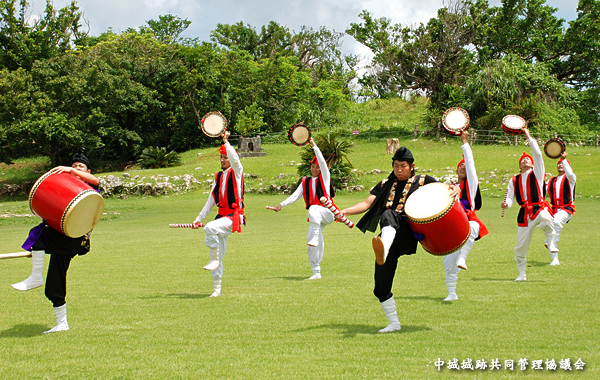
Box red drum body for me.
[404,183,470,256]
[29,172,104,238]
[502,115,526,135]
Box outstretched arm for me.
[561,153,576,184]
[461,131,478,209]
[523,128,545,187]
[50,166,100,186]
[311,138,331,196]
[340,195,376,217]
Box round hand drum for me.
[29,172,104,238]
[442,107,470,136]
[544,137,566,159]
[502,115,526,135]
[288,123,311,146]
[404,183,470,256]
[201,111,228,138]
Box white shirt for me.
[460,143,479,211]
[280,145,330,208]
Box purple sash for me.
[22,222,46,251]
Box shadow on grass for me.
[293,323,431,338]
[139,293,210,300]
[471,277,546,283]
[527,260,551,267]
[271,276,308,282]
[0,324,48,338]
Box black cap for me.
[70,153,92,171]
[392,147,414,164]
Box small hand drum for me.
[442,107,470,136]
[544,137,566,159]
[201,111,228,138]
[502,115,526,135]
[288,123,311,146]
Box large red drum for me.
[29,171,104,238]
[404,183,470,256]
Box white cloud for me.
[29,0,579,58]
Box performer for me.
[442,130,488,301]
[501,128,556,281]
[266,137,334,280]
[12,153,100,333]
[545,151,576,265]
[192,131,245,297]
[340,147,459,333]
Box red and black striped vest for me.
[513,172,546,227]
[547,176,575,215]
[302,175,334,209]
[212,169,245,232]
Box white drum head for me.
[442,108,470,134]
[62,190,105,237]
[544,138,565,159]
[502,115,526,131]
[201,112,227,138]
[288,123,311,146]
[405,183,453,221]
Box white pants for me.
[306,205,335,272]
[546,209,572,249]
[443,221,480,275]
[203,217,233,281]
[515,209,556,273]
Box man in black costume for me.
[12,153,100,333]
[341,147,458,332]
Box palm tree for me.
[297,132,354,190]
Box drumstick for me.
[501,188,508,217]
[0,251,33,260]
[169,223,203,228]
[319,197,354,228]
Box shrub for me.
[138,147,182,169]
[297,132,355,190]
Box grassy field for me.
[1,138,599,379]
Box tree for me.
[473,0,600,89]
[211,21,293,60]
[235,102,266,137]
[0,0,86,70]
[347,0,482,107]
[146,14,192,44]
[465,55,588,134]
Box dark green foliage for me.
[465,55,591,134]
[137,147,181,169]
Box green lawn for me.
[1,139,599,379]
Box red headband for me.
[310,156,319,165]
[519,152,534,166]
[457,156,465,171]
[218,145,227,155]
[559,158,570,165]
